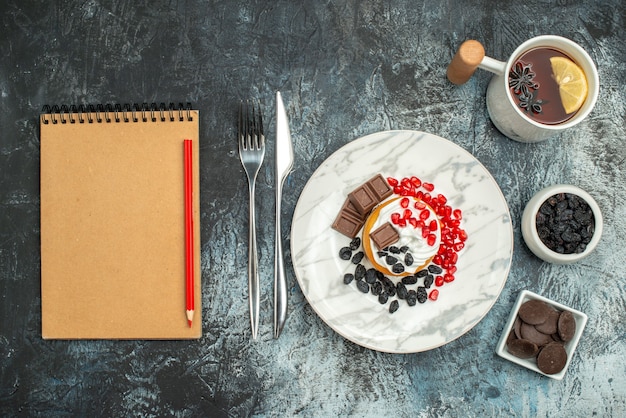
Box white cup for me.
[448,36,599,143]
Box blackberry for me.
[385,255,398,265]
[535,193,595,254]
[400,246,409,253]
[423,274,434,288]
[428,265,443,274]
[392,263,405,274]
[371,281,383,296]
[351,251,364,264]
[406,290,417,306]
[396,282,408,299]
[365,268,378,284]
[416,286,428,303]
[381,276,395,289]
[354,264,366,280]
[415,269,429,278]
[349,237,361,250]
[356,280,369,293]
[339,247,352,260]
[389,300,399,313]
[378,292,389,305]
[389,246,401,254]
[343,273,354,284]
[404,253,414,266]
[402,275,418,285]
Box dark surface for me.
[1,1,625,416]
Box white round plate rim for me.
[291,130,513,353]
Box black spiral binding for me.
[40,102,194,125]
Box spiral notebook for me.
[40,104,201,339]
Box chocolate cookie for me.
[513,316,522,339]
[558,310,576,342]
[535,309,560,335]
[520,322,553,347]
[508,338,539,359]
[518,299,552,325]
[537,342,568,374]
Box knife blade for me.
[274,91,293,338]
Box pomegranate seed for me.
[387,177,398,186]
[453,209,462,219]
[437,246,446,255]
[416,219,425,228]
[419,209,430,220]
[400,197,409,208]
[403,208,412,219]
[391,212,401,224]
[422,192,431,203]
[437,194,447,204]
[429,219,438,231]
[414,201,426,210]
[435,276,444,286]
[447,266,457,274]
[454,242,465,252]
[427,233,436,246]
[458,229,468,241]
[393,186,402,195]
[401,178,411,188]
[449,252,458,264]
[441,259,450,269]
[398,219,406,227]
[409,218,418,228]
[444,206,452,218]
[449,219,461,228]
[429,289,439,300]
[444,273,455,283]
[423,182,435,192]
[410,176,421,187]
[433,255,442,265]
[400,189,410,196]
[422,228,429,238]
[415,191,424,200]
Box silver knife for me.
[274,91,293,338]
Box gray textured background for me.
[1,0,625,416]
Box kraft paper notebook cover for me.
[40,104,201,339]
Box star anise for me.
[509,61,538,96]
[518,89,546,114]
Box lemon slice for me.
[550,56,588,114]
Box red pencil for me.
[184,139,194,327]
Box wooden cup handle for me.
[447,40,486,85]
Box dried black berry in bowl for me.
[521,185,603,264]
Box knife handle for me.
[274,190,288,338]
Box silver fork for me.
[238,100,265,340]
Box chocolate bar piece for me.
[348,184,378,215]
[342,197,365,221]
[332,211,364,238]
[370,222,399,250]
[366,174,393,201]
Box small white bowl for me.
[521,184,603,264]
[496,290,588,380]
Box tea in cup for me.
[447,36,599,143]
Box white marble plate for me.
[291,130,513,353]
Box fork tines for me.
[239,100,264,150]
